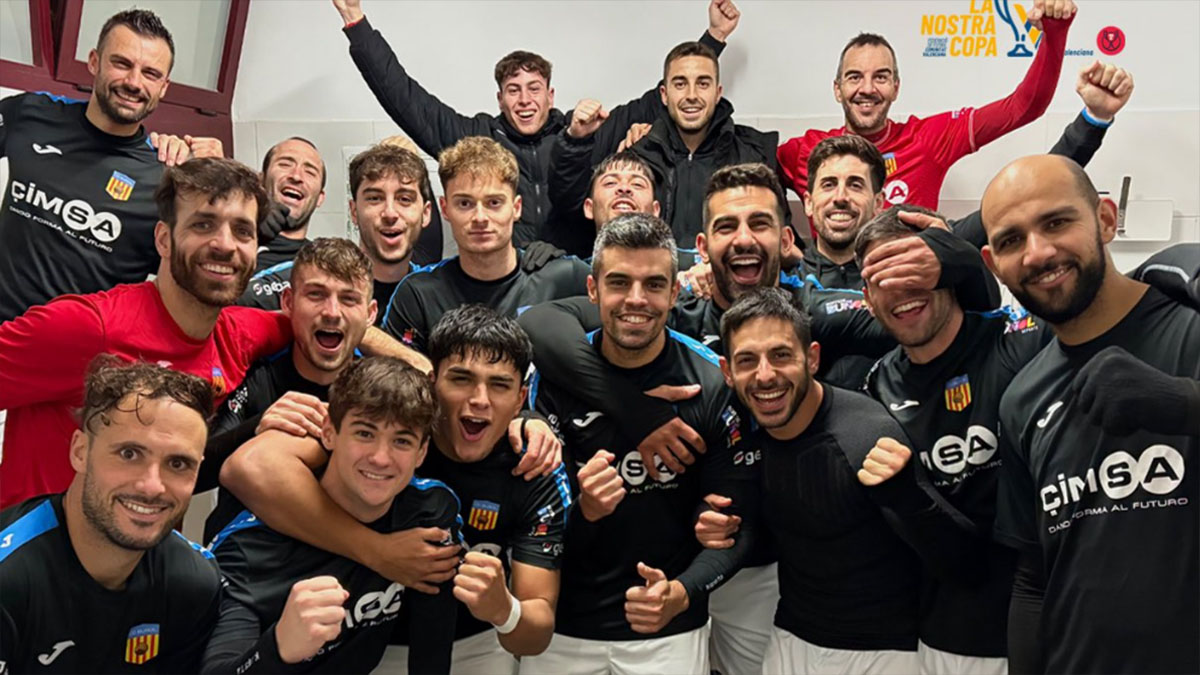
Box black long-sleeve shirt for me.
[203,479,462,674]
[531,330,758,641]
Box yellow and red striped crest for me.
[124,623,159,665]
[468,499,500,531]
[944,374,972,412]
[106,171,136,201]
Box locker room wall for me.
[228,0,1200,272]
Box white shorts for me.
[761,627,918,675]
[519,623,710,675]
[709,563,779,675]
[373,629,517,675]
[918,641,1007,675]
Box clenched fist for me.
[857,437,913,487]
[578,450,626,522]
[568,99,609,139]
[275,576,348,664]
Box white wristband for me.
[493,594,522,635]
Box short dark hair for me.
[703,163,786,227]
[97,9,175,72]
[327,357,437,436]
[836,32,898,81]
[349,144,433,205]
[663,41,720,82]
[79,355,213,434]
[720,287,813,356]
[262,137,327,190]
[155,157,270,229]
[592,213,679,279]
[290,238,374,297]
[853,204,943,267]
[494,50,552,87]
[589,151,657,201]
[806,135,888,194]
[428,304,533,379]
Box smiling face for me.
[585,162,660,228]
[498,69,554,135]
[834,43,899,136]
[441,173,521,256]
[861,234,959,350]
[282,264,376,381]
[660,55,722,135]
[263,139,326,227]
[699,185,791,308]
[721,316,820,437]
[588,246,679,364]
[432,352,526,463]
[88,24,172,128]
[982,157,1115,326]
[71,395,206,550]
[321,411,427,519]
[353,173,431,270]
[159,190,259,307]
[805,153,885,256]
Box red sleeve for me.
[232,308,292,363]
[0,296,106,409]
[777,136,810,198]
[942,14,1073,164]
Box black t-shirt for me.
[798,249,863,291]
[201,348,329,539]
[761,386,930,651]
[382,253,589,352]
[203,478,462,674]
[0,494,222,673]
[390,439,570,643]
[254,236,310,274]
[373,278,401,327]
[0,93,163,322]
[866,308,1050,657]
[532,330,758,641]
[993,288,1200,674]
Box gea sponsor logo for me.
[619,450,677,487]
[921,425,998,475]
[1041,445,1186,517]
[11,181,123,242]
[343,582,404,629]
[733,448,762,467]
[252,279,289,296]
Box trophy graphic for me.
[996,0,1037,57]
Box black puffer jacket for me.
[632,98,780,244]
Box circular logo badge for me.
[1097,26,1126,55]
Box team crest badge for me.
[468,500,500,531]
[944,374,972,412]
[882,152,898,177]
[124,623,159,664]
[211,366,226,397]
[106,171,136,201]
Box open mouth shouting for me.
[377,226,409,248]
[276,184,307,210]
[725,252,766,286]
[313,328,346,355]
[459,415,491,443]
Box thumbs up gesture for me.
[578,450,626,522]
[624,562,689,634]
[695,493,740,549]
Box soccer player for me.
[376,305,569,673]
[0,158,293,508]
[778,0,1077,218]
[712,288,977,675]
[980,155,1200,674]
[519,214,757,675]
[382,137,591,352]
[0,8,223,323]
[331,0,739,244]
[0,358,220,672]
[254,137,328,272]
[203,357,459,674]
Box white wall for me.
[231,0,1200,269]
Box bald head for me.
[982,155,1099,237]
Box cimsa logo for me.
[922,425,998,475]
[1041,445,1187,518]
[343,582,404,629]
[618,450,678,490]
[10,180,123,243]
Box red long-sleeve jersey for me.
[779,14,1073,232]
[0,282,291,507]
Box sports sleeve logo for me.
[124,624,160,664]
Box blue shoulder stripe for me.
[251,260,294,280]
[172,530,216,561]
[0,500,59,564]
[35,91,86,105]
[208,509,264,551]
[667,328,719,366]
[411,478,466,545]
[805,273,826,290]
[550,465,573,527]
[380,257,456,327]
[585,329,599,344]
[528,369,542,408]
[779,270,806,289]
